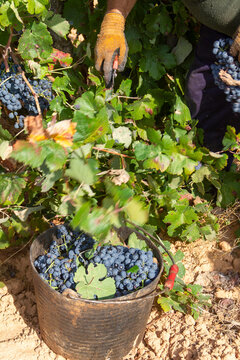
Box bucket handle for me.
[64,222,178,303]
[125,220,179,291]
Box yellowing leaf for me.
[125,199,148,225]
[25,115,76,147]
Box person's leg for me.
[185,25,240,169]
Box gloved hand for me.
[95,12,128,87]
[230,26,240,62]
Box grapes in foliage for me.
[0,61,54,129]
[34,224,160,298]
[211,38,240,113]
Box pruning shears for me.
[107,53,119,89]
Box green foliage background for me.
[0,0,239,249]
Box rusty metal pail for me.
[30,227,164,360]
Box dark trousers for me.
[185,25,240,169]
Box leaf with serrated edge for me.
[74,263,116,300]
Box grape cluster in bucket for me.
[34,224,160,298]
[211,38,240,113]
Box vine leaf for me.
[25,115,76,147]
[0,175,26,205]
[0,124,13,141]
[74,263,116,300]
[172,36,192,65]
[112,126,132,148]
[12,140,67,170]
[44,12,70,39]
[66,158,98,185]
[0,229,9,249]
[27,0,49,15]
[125,199,148,225]
[18,21,53,60]
[50,48,73,67]
[128,232,148,251]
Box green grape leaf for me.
[74,263,116,300]
[125,27,142,54]
[167,153,186,175]
[41,169,63,192]
[0,124,12,141]
[11,141,46,168]
[191,166,211,183]
[139,54,165,81]
[126,265,139,274]
[127,94,156,120]
[11,140,66,170]
[173,96,191,126]
[118,79,132,97]
[128,232,148,251]
[27,0,49,14]
[0,174,26,205]
[74,91,97,117]
[52,76,74,95]
[143,154,170,172]
[172,36,192,65]
[112,126,132,148]
[44,12,70,39]
[63,0,88,31]
[133,143,157,161]
[0,2,19,29]
[163,205,198,236]
[66,158,98,185]
[125,199,148,225]
[158,45,176,69]
[18,21,52,60]
[0,229,9,249]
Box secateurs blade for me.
[107,53,119,89]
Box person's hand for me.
[230,26,240,62]
[95,12,128,87]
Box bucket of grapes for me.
[30,224,177,360]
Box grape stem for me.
[2,28,42,116]
[10,52,42,116]
[2,27,13,72]
[125,219,176,265]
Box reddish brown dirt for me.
[0,222,239,360]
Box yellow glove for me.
[95,12,128,87]
[230,26,240,62]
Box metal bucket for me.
[30,227,164,360]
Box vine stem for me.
[125,219,175,264]
[92,147,134,159]
[10,52,42,116]
[2,27,13,72]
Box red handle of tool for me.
[113,54,119,70]
[164,264,179,290]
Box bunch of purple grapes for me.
[211,38,240,113]
[34,224,159,298]
[0,61,54,129]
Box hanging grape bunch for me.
[0,59,54,129]
[211,38,240,114]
